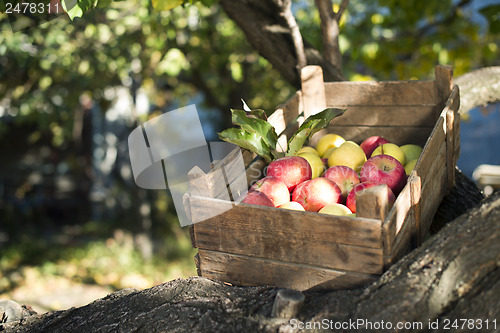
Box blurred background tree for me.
[0,0,498,312]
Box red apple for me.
[249,176,290,207]
[241,191,274,207]
[266,156,312,192]
[360,154,407,195]
[323,165,360,203]
[291,177,342,212]
[360,136,391,158]
[346,182,396,213]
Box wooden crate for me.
[185,65,460,291]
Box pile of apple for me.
[241,134,423,217]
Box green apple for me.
[400,144,423,164]
[318,203,353,216]
[405,158,418,175]
[371,143,406,166]
[315,134,346,157]
[327,141,367,173]
[298,152,325,178]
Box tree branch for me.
[455,66,500,114]
[280,0,307,70]
[314,0,348,71]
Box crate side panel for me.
[328,105,438,127]
[190,196,382,247]
[198,249,378,291]
[269,91,302,135]
[419,146,448,238]
[190,197,384,274]
[382,179,412,256]
[324,81,436,106]
[413,116,446,181]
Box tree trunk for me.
[3,169,498,333]
[220,0,345,88]
[455,66,500,114]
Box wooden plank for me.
[324,81,436,106]
[187,166,214,198]
[445,86,460,190]
[383,174,422,267]
[382,178,412,256]
[356,185,391,221]
[197,249,378,291]
[190,196,384,274]
[419,144,448,239]
[269,91,302,136]
[301,66,326,118]
[410,174,422,248]
[326,105,438,127]
[191,195,382,248]
[322,125,433,147]
[434,65,454,111]
[413,116,446,182]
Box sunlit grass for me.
[0,222,198,295]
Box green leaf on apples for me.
[286,108,346,156]
[218,128,273,163]
[230,109,278,149]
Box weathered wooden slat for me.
[190,196,384,274]
[269,91,302,136]
[326,105,438,127]
[382,177,412,256]
[413,116,446,182]
[301,66,326,118]
[197,249,378,291]
[410,174,422,248]
[419,144,448,239]
[383,234,411,268]
[190,195,382,248]
[435,65,454,112]
[321,125,433,147]
[445,86,460,191]
[383,174,422,267]
[324,81,436,106]
[356,185,391,221]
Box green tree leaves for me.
[480,4,500,34]
[62,0,98,20]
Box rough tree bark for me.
[3,168,498,333]
[455,66,500,114]
[219,0,345,88]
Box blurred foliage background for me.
[0,0,499,312]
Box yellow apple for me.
[405,158,418,175]
[297,146,320,156]
[315,134,346,157]
[278,201,305,211]
[371,143,406,166]
[318,203,353,216]
[400,144,423,164]
[322,147,337,159]
[327,141,367,173]
[298,152,325,178]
